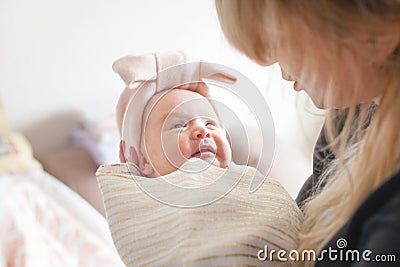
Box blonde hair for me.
[216,0,400,264]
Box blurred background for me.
[0,0,326,197]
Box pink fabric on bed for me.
[0,171,123,267]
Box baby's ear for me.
[119,140,139,165]
[139,153,155,177]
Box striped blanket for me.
[97,162,302,266]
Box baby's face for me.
[141,89,232,177]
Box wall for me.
[0,0,267,128]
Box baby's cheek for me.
[162,136,191,169]
[164,141,180,159]
[216,136,232,165]
[178,133,195,157]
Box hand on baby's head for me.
[138,89,232,177]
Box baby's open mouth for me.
[191,143,216,159]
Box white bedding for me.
[0,170,123,267]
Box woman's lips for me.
[294,81,300,91]
[293,81,305,92]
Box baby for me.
[137,88,232,177]
[96,51,302,266]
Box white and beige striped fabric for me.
[97,161,302,266]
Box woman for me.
[215,0,400,266]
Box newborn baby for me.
[137,88,231,177]
[96,51,302,266]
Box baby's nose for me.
[192,125,211,139]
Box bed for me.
[0,169,123,266]
[0,113,123,266]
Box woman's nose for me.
[191,124,211,139]
[280,66,295,81]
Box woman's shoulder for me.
[347,169,400,246]
[353,169,400,221]
[317,170,400,266]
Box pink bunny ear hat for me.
[113,51,237,165]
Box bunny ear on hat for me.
[112,51,236,91]
[113,51,237,169]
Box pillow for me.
[96,161,302,266]
[0,132,42,173]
